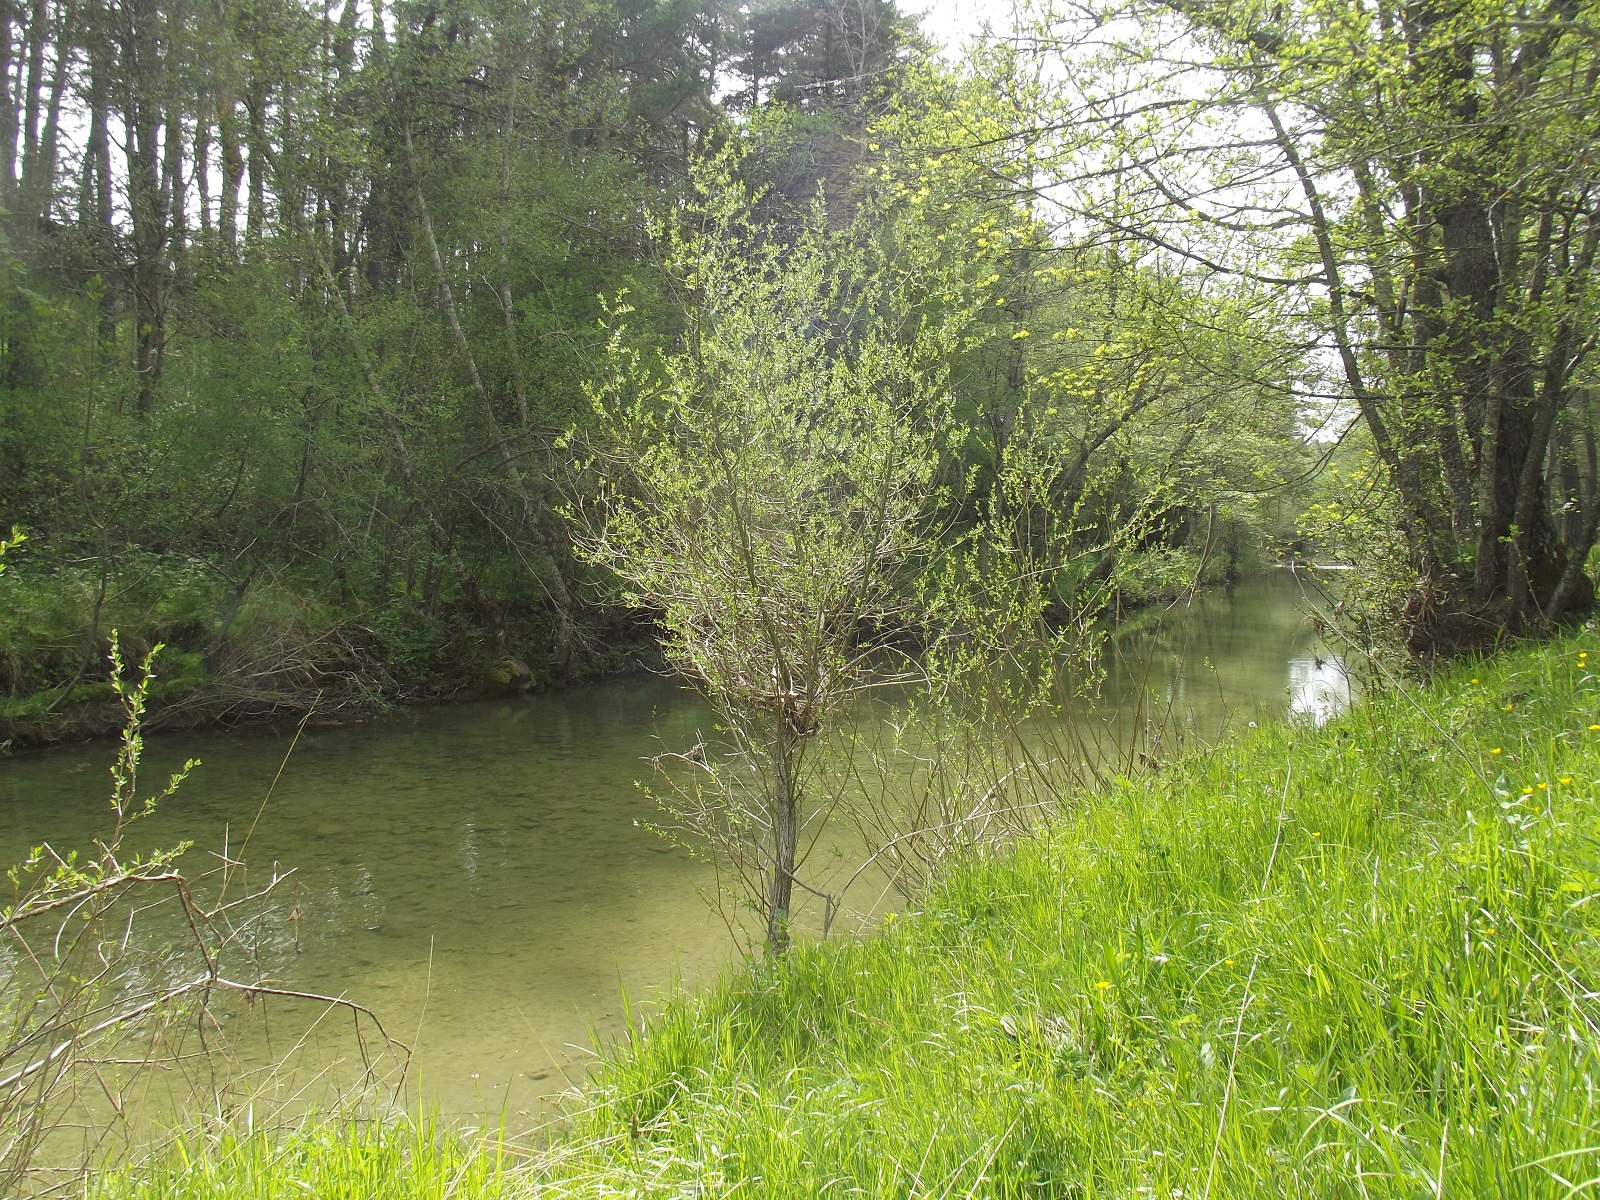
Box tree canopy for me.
[979,0,1600,646]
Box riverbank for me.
[98,627,1600,1195]
[0,556,659,749]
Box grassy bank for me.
[101,629,1600,1196]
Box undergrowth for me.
[96,628,1600,1197]
[0,552,572,744]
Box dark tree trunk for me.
[0,0,17,203]
[80,3,115,349]
[118,0,168,417]
[214,0,242,255]
[162,101,184,255]
[30,8,69,225]
[766,714,799,954]
[245,89,266,242]
[194,102,211,235]
[17,0,43,207]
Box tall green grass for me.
[100,631,1600,1197]
[99,1119,526,1200]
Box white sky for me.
[913,0,992,58]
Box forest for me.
[0,0,1426,747]
[0,0,1594,751]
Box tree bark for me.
[245,89,266,242]
[194,101,211,235]
[161,101,184,260]
[766,713,798,953]
[17,0,44,208]
[0,0,17,203]
[214,0,242,255]
[80,2,115,350]
[30,6,70,226]
[118,0,168,417]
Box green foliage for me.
[1020,0,1600,639]
[370,601,449,684]
[576,148,985,950]
[0,556,213,694]
[0,0,743,725]
[866,61,1316,612]
[0,0,1335,732]
[1297,440,1419,637]
[96,1119,523,1200]
[580,152,977,698]
[0,526,22,567]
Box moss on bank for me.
[100,630,1600,1197]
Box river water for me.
[0,570,1351,1130]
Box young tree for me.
[574,155,973,952]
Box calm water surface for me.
[0,570,1350,1127]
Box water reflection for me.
[1097,569,1353,748]
[1288,654,1355,724]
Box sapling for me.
[573,152,979,952]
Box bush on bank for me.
[100,629,1600,1197]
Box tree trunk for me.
[766,713,799,954]
[213,0,243,256]
[1545,497,1600,630]
[162,102,184,257]
[31,7,70,225]
[122,27,166,417]
[16,0,43,209]
[194,103,211,235]
[245,89,266,242]
[0,0,17,203]
[81,7,115,345]
[14,0,71,235]
[85,28,112,230]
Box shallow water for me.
[0,569,1350,1129]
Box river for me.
[0,570,1352,1132]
